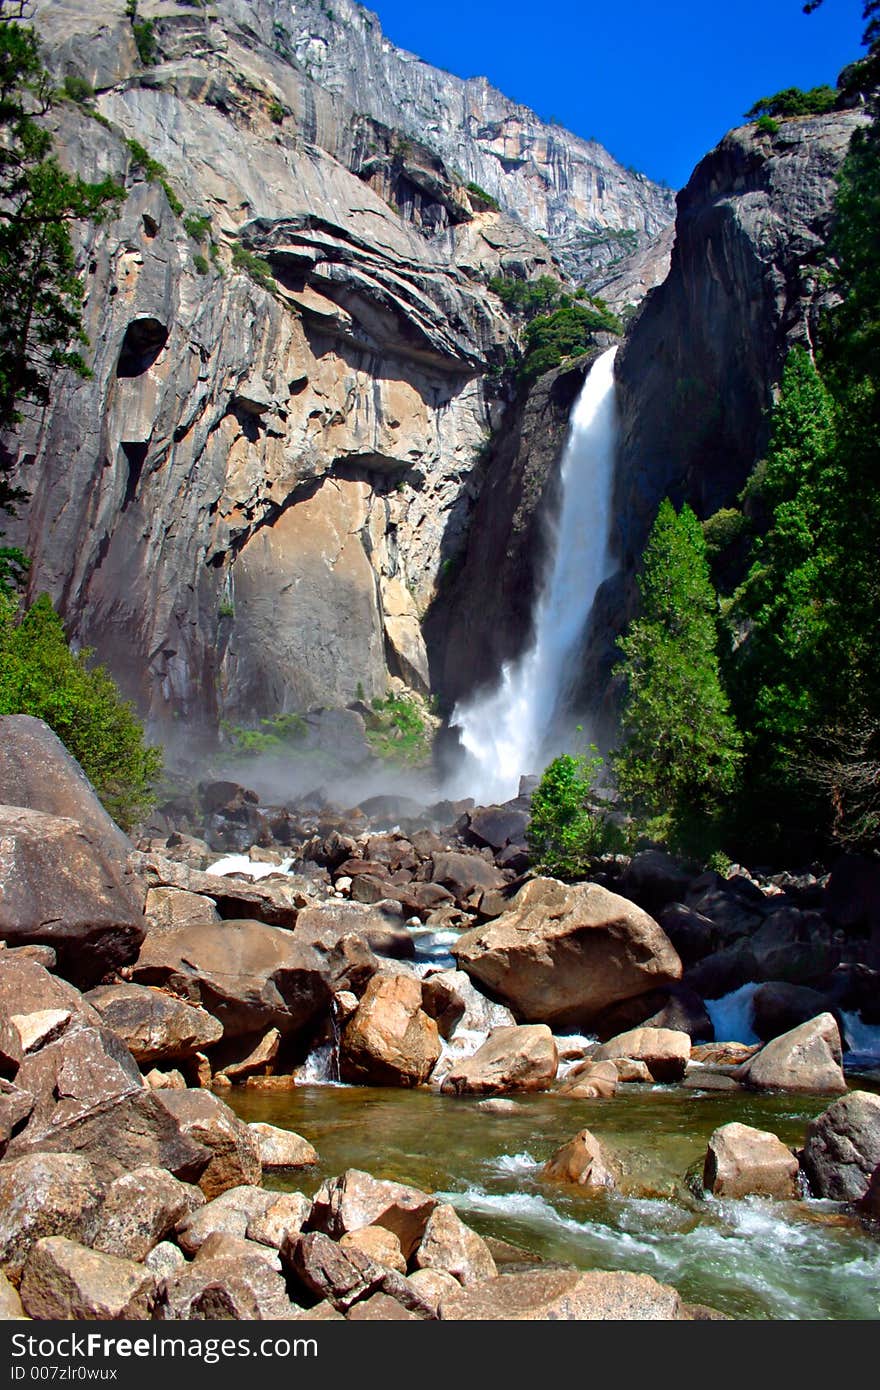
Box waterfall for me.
[450,346,620,804]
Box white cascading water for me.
[450,346,620,804]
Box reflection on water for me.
[228,1078,880,1320]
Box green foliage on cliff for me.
[125,141,183,216]
[488,274,561,320]
[519,301,622,382]
[527,748,625,879]
[0,594,161,829]
[0,2,123,518]
[746,85,838,119]
[614,501,742,848]
[465,181,500,211]
[231,243,276,293]
[366,693,432,766]
[221,712,308,756]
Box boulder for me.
[20,1237,156,1320]
[84,983,223,1064]
[656,904,717,967]
[293,901,415,960]
[144,1242,186,1280]
[156,1089,263,1199]
[340,974,441,1087]
[0,1079,34,1152]
[440,1268,683,1320]
[0,716,130,857]
[428,851,507,904]
[157,1252,296,1320]
[248,1193,312,1251]
[620,850,693,916]
[284,1231,432,1317]
[412,1204,497,1287]
[308,1170,437,1259]
[11,1008,71,1054]
[466,805,529,851]
[0,1270,23,1318]
[405,1267,461,1316]
[440,1025,558,1096]
[144,887,221,931]
[92,1166,204,1261]
[594,1027,691,1082]
[611,1058,653,1082]
[8,1025,145,1141]
[743,1014,846,1094]
[751,982,835,1042]
[685,941,759,1000]
[0,956,98,1028]
[193,1232,282,1271]
[130,918,332,1041]
[347,1292,423,1320]
[176,1186,276,1257]
[131,851,312,930]
[542,1129,620,1191]
[220,1029,281,1081]
[800,1091,880,1201]
[555,1060,619,1099]
[339,1225,407,1274]
[703,1122,799,1199]
[248,1122,318,1170]
[751,909,838,984]
[0,805,145,987]
[0,1153,104,1282]
[858,1164,880,1218]
[452,878,681,1029]
[0,1006,23,1077]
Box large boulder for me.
[130,918,332,1041]
[751,982,835,1042]
[0,716,131,857]
[84,983,223,1064]
[293,901,414,961]
[339,974,441,1087]
[308,1170,437,1259]
[594,1026,690,1082]
[451,878,681,1029]
[0,805,146,987]
[0,956,98,1027]
[0,1153,104,1282]
[743,1013,846,1094]
[703,1122,799,1199]
[248,1122,318,1170]
[439,1268,683,1320]
[156,1250,296,1320]
[155,1089,262,1199]
[175,1186,276,1257]
[440,1024,558,1096]
[420,969,515,1040]
[20,1237,156,1320]
[620,850,692,916]
[92,1166,204,1262]
[411,1204,497,1288]
[131,851,312,930]
[800,1091,880,1201]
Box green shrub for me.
[231,243,276,293]
[488,273,561,320]
[221,712,307,755]
[519,301,621,382]
[366,694,432,766]
[466,181,500,211]
[132,19,157,64]
[746,86,837,120]
[125,140,182,214]
[0,594,161,830]
[267,101,286,125]
[527,749,624,879]
[193,252,209,275]
[62,74,95,103]
[183,213,211,241]
[702,507,749,558]
[756,115,780,136]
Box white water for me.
[205,853,293,879]
[705,982,762,1045]
[450,347,620,804]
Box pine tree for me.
[613,500,742,840]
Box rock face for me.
[743,1014,846,1094]
[594,110,867,707]
[703,1123,799,1199]
[800,1091,880,1202]
[452,878,682,1030]
[0,805,146,987]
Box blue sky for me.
[364,0,867,188]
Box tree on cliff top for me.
[613,500,742,849]
[0,0,122,519]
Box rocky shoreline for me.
[0,713,878,1321]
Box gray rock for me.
[0,1153,105,1281]
[800,1091,880,1201]
[20,1237,156,1320]
[92,1166,205,1261]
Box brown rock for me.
[439,1267,683,1320]
[144,886,221,930]
[249,1122,318,1170]
[84,984,223,1065]
[340,1225,407,1274]
[556,1060,618,1099]
[440,1025,558,1096]
[156,1089,262,1199]
[0,1153,104,1282]
[145,1068,187,1090]
[429,851,506,905]
[340,973,441,1087]
[0,804,145,988]
[405,1267,460,1315]
[20,1237,156,1320]
[193,1232,281,1270]
[0,956,98,1028]
[801,1091,880,1201]
[130,918,331,1041]
[542,1129,620,1191]
[858,1164,880,1218]
[132,851,309,930]
[11,1009,72,1054]
[452,878,681,1030]
[92,1166,205,1261]
[157,1252,296,1320]
[220,1029,281,1081]
[0,1079,34,1152]
[308,1169,438,1258]
[691,1042,759,1066]
[743,1014,846,1094]
[176,1186,276,1257]
[9,1025,144,1142]
[594,1026,691,1082]
[247,1192,312,1251]
[703,1122,799,1199]
[346,1292,422,1320]
[143,1242,186,1280]
[0,1005,23,1077]
[611,1058,653,1082]
[0,1270,24,1319]
[412,1204,497,1287]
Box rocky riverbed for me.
[0,712,878,1321]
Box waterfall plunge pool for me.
[228,1078,880,1321]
